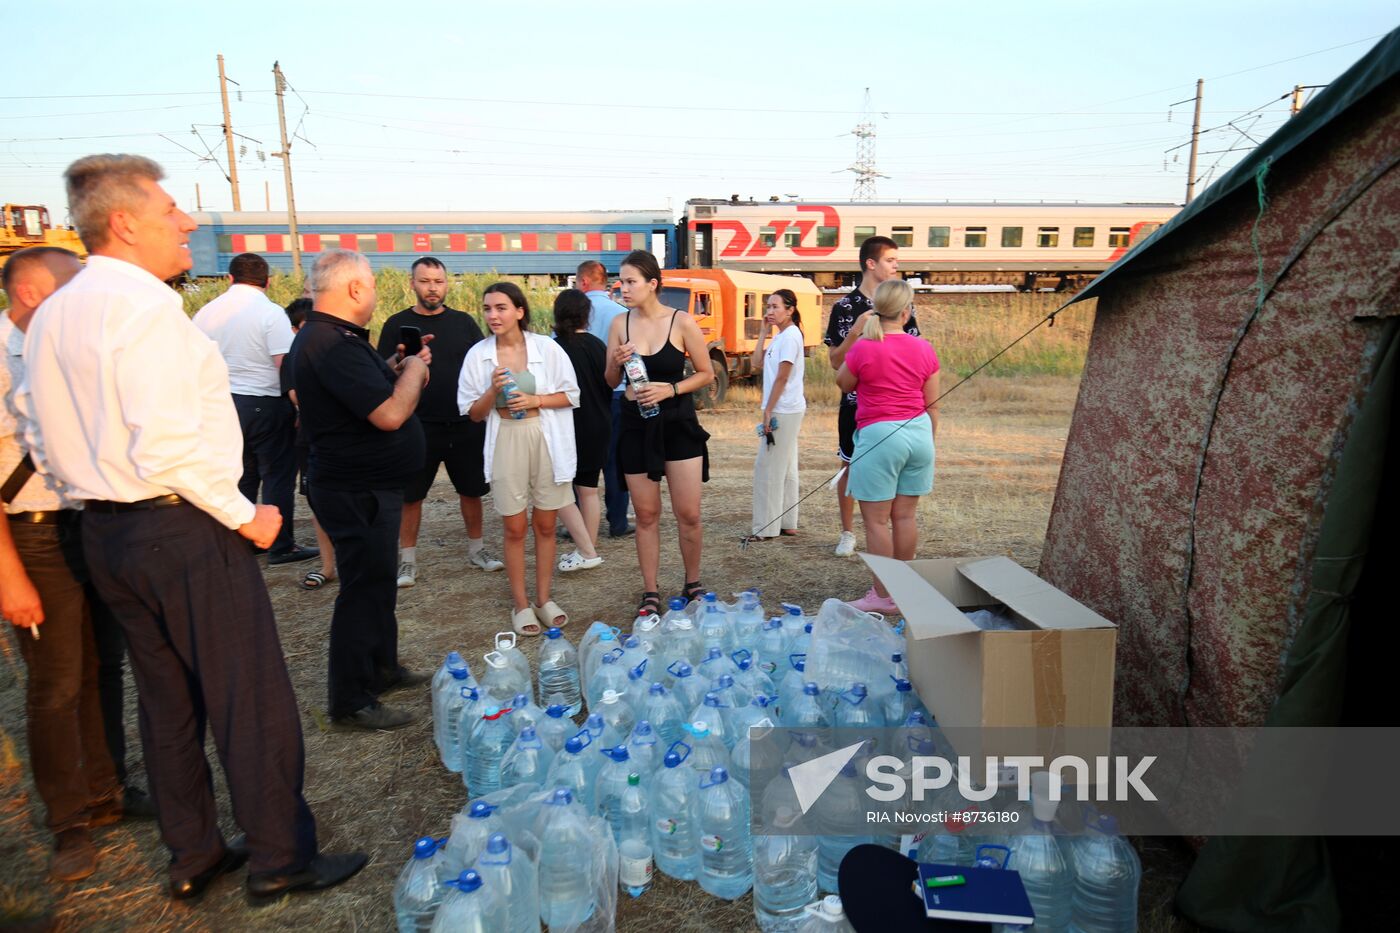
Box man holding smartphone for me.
[377,256,500,589]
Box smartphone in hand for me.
[399,325,423,359]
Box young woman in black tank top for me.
[604,250,715,617]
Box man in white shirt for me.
[18,154,365,902]
[193,252,316,564]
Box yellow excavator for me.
[0,204,86,271]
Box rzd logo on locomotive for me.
[695,204,841,259]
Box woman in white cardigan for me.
[459,282,580,636]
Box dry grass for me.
[0,369,1198,932]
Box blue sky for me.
[4,1,1395,217]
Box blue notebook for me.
[915,862,1035,925]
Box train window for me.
[1135,223,1161,242]
[1107,228,1130,248]
[758,225,778,248]
[464,234,486,251]
[537,233,558,252]
[928,226,950,248]
[505,233,524,251]
[892,226,913,248]
[244,234,267,252]
[1073,227,1095,247]
[1037,227,1059,248]
[430,234,451,252]
[816,226,838,247]
[784,229,802,248]
[217,235,234,253]
[853,226,876,247]
[601,233,617,251]
[1001,226,1023,248]
[744,292,760,319]
[389,234,411,252]
[965,227,987,248]
[357,234,379,253]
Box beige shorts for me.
[490,415,575,516]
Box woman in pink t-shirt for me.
[835,279,940,614]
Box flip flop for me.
[533,600,568,630]
[512,607,542,637]
[301,570,335,590]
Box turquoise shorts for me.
[848,414,935,501]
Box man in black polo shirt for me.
[824,235,919,558]
[376,256,501,589]
[291,249,429,731]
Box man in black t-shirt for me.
[292,249,429,731]
[376,257,501,589]
[823,235,919,557]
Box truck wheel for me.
[690,357,728,409]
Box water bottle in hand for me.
[500,369,527,421]
[624,352,660,418]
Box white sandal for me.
[533,600,568,629]
[557,550,604,572]
[511,607,542,637]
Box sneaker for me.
[396,561,417,588]
[334,702,414,731]
[558,550,604,573]
[848,587,898,615]
[469,548,504,572]
[834,531,857,557]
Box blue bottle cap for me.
[648,682,667,696]
[546,704,567,718]
[703,693,721,707]
[786,605,802,616]
[705,647,722,660]
[663,750,682,768]
[892,653,903,663]
[599,629,615,641]
[519,725,537,741]
[708,765,729,784]
[850,683,868,697]
[450,667,469,680]
[456,870,483,892]
[669,661,692,678]
[716,674,735,689]
[564,735,585,754]
[763,618,782,631]
[413,836,437,859]
[468,801,495,819]
[545,627,562,639]
[548,787,574,806]
[752,695,772,708]
[623,635,641,649]
[804,622,813,634]
[600,653,617,665]
[803,682,820,696]
[668,597,687,610]
[703,591,718,603]
[512,693,530,708]
[633,720,654,736]
[486,833,509,854]
[608,744,630,762]
[895,679,912,692]
[586,712,603,728]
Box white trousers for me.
[751,410,805,536]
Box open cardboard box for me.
[862,553,1117,763]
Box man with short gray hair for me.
[19,154,366,901]
[290,248,430,731]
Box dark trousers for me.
[82,504,317,878]
[603,392,630,534]
[307,485,402,718]
[90,595,130,785]
[11,518,120,834]
[233,394,297,554]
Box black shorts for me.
[838,401,857,462]
[574,465,602,489]
[404,420,489,503]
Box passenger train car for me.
[187,199,1178,291]
[682,199,1179,289]
[187,210,677,279]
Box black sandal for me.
[637,591,663,616]
[680,580,704,604]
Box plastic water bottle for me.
[500,725,555,790]
[695,766,754,900]
[596,745,643,836]
[616,773,654,898]
[471,833,539,933]
[784,682,831,733]
[639,683,686,748]
[500,369,528,421]
[535,704,573,753]
[465,706,515,798]
[624,663,653,713]
[494,632,532,692]
[779,603,806,646]
[682,721,731,776]
[586,652,628,713]
[793,895,855,933]
[578,623,618,699]
[507,693,544,735]
[534,788,597,927]
[690,693,732,749]
[623,352,660,418]
[1009,779,1074,933]
[627,720,660,775]
[429,870,497,933]
[753,809,819,932]
[650,745,701,880]
[537,627,582,715]
[663,616,703,669]
[595,690,635,747]
[432,650,469,703]
[1070,813,1140,933]
[730,693,778,742]
[816,763,874,894]
[394,837,448,933]
[438,679,475,773]
[730,710,778,789]
[882,679,916,728]
[544,733,597,811]
[666,660,708,712]
[480,651,527,705]
[732,649,776,703]
[832,683,883,731]
[583,711,608,746]
[731,589,765,650]
[659,595,692,634]
[630,611,665,654]
[756,618,786,677]
[699,593,729,654]
[890,651,909,682]
[697,645,738,686]
[777,655,810,717]
[441,801,503,881]
[917,810,982,867]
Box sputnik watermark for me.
[864,754,1157,803]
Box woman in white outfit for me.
[747,288,807,541]
[459,282,580,636]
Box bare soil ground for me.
[0,374,1195,931]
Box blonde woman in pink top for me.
[834,279,940,614]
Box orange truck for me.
[629,268,823,407]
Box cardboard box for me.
[862,554,1117,762]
